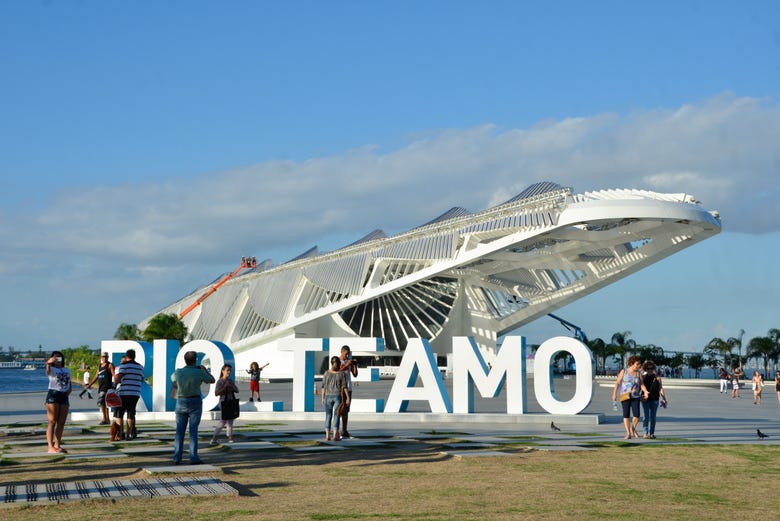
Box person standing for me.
[322,356,347,441]
[752,371,763,405]
[210,364,240,445]
[775,372,780,405]
[113,349,145,441]
[44,350,72,454]
[718,367,729,395]
[88,353,115,425]
[246,361,270,402]
[338,345,358,439]
[731,370,741,399]
[170,351,215,465]
[611,355,642,440]
[639,360,668,439]
[78,365,93,399]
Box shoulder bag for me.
[221,391,240,421]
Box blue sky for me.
[1,1,779,355]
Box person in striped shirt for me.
[112,349,145,441]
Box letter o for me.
[533,336,593,415]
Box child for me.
[246,361,269,401]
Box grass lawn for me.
[2,439,778,520]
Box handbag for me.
[105,388,122,408]
[221,393,240,421]
[619,392,631,402]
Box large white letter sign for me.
[175,339,234,412]
[385,338,452,413]
[152,339,180,412]
[279,337,328,412]
[452,336,527,414]
[101,340,154,412]
[533,336,594,415]
[329,337,385,412]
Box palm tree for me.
[587,338,609,375]
[704,337,732,369]
[636,343,665,364]
[768,328,780,374]
[610,331,636,369]
[114,323,141,341]
[141,313,188,344]
[746,336,774,378]
[727,329,745,369]
[669,352,686,377]
[687,353,706,378]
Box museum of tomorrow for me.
[142,182,721,379]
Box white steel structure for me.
[142,182,721,378]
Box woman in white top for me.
[45,350,72,454]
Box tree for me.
[705,354,721,377]
[687,353,706,378]
[726,329,745,369]
[769,328,780,373]
[669,353,686,376]
[746,336,774,378]
[636,344,665,365]
[587,338,611,375]
[62,344,99,374]
[142,313,188,344]
[610,331,636,369]
[114,323,141,341]
[704,337,733,369]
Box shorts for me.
[114,395,140,420]
[98,390,107,407]
[339,390,353,415]
[621,397,640,419]
[249,380,259,393]
[45,389,70,406]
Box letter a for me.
[385,338,452,413]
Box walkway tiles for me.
[0,476,236,506]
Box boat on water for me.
[23,365,37,371]
[0,361,22,369]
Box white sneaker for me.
[209,439,218,446]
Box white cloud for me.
[1,93,778,347]
[4,93,779,271]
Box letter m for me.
[452,336,527,414]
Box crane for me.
[547,313,588,344]
[178,257,258,319]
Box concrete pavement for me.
[3,377,779,445]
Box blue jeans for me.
[324,394,341,432]
[642,399,659,435]
[173,396,203,463]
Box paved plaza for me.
[2,377,779,506]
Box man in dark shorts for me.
[338,345,359,438]
[112,349,145,440]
